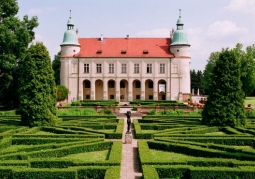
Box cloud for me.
[27,7,55,15]
[135,28,170,37]
[223,0,255,14]
[206,21,248,39]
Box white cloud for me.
[224,0,255,14]
[206,21,248,39]
[27,7,55,15]
[28,8,43,15]
[135,28,170,37]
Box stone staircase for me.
[116,102,143,118]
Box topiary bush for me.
[56,85,68,101]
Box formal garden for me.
[1,101,255,178]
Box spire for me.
[170,10,190,46]
[61,10,80,46]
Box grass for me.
[61,149,110,162]
[149,149,198,161]
[244,97,255,106]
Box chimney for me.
[100,34,104,41]
[126,35,129,39]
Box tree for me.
[18,42,57,126]
[239,44,255,96]
[0,0,38,107]
[203,44,255,96]
[202,48,246,127]
[203,52,220,94]
[52,51,61,85]
[190,69,205,95]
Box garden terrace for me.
[134,116,255,179]
[0,117,122,179]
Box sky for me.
[16,0,255,71]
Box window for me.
[72,63,78,73]
[149,95,153,100]
[121,64,127,73]
[147,64,152,73]
[134,64,139,73]
[84,64,89,73]
[120,81,125,88]
[84,81,91,88]
[110,95,114,99]
[148,81,153,88]
[86,95,90,99]
[136,95,140,100]
[160,63,165,73]
[109,63,114,73]
[96,64,102,73]
[172,64,178,73]
[108,81,115,88]
[135,81,141,88]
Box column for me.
[116,78,120,101]
[128,79,133,101]
[153,79,158,100]
[91,78,95,100]
[141,78,145,100]
[103,78,108,100]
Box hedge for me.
[147,141,255,161]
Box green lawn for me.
[61,149,110,162]
[244,97,255,106]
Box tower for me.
[60,10,80,56]
[170,10,191,100]
[60,11,80,90]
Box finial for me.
[179,9,181,18]
[70,10,72,18]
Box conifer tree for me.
[202,48,246,127]
[18,42,57,126]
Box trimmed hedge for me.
[147,141,255,161]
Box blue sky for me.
[17,0,255,70]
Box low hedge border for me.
[133,119,153,139]
[155,138,255,156]
[147,141,255,161]
[0,141,113,160]
[0,127,28,140]
[142,165,255,179]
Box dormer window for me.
[143,50,149,54]
[96,50,102,54]
[121,50,126,54]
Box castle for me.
[60,11,191,102]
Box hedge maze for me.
[0,116,123,179]
[135,116,255,179]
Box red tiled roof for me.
[76,38,174,58]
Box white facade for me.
[60,13,191,102]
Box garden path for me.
[118,106,143,179]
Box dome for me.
[61,15,80,46]
[61,29,79,46]
[171,30,189,46]
[177,17,184,25]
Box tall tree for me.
[0,0,38,107]
[52,51,61,85]
[203,52,220,94]
[240,44,255,96]
[18,42,57,127]
[190,69,205,95]
[202,48,246,127]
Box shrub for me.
[148,109,156,115]
[56,85,68,101]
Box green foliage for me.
[52,51,61,85]
[56,85,68,101]
[190,69,205,95]
[148,109,156,115]
[0,0,38,107]
[57,108,98,116]
[100,107,113,115]
[202,48,246,127]
[18,42,57,127]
